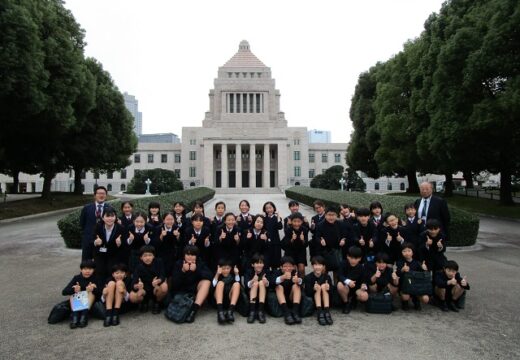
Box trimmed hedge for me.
[285,186,479,247]
[58,187,216,249]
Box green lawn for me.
[388,192,520,219]
[0,193,112,220]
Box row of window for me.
[85,168,183,182]
[214,150,276,160]
[227,72,262,79]
[134,153,183,164]
[299,152,342,163]
[373,182,406,191]
[226,93,264,113]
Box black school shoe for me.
[111,314,120,326]
[247,310,256,324]
[447,301,459,312]
[342,302,352,314]
[324,310,333,325]
[401,300,410,311]
[103,315,112,327]
[317,310,327,326]
[151,301,161,315]
[185,309,196,323]
[70,312,80,329]
[291,311,302,324]
[284,312,295,325]
[412,297,422,311]
[439,300,449,312]
[257,310,266,324]
[139,301,149,313]
[226,309,235,323]
[217,311,227,324]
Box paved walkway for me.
[0,193,519,359]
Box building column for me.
[203,142,214,187]
[263,143,270,188]
[221,144,228,188]
[277,142,287,188]
[236,143,242,188]
[249,144,255,188]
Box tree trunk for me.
[406,171,420,193]
[73,165,83,195]
[499,168,514,206]
[41,171,55,199]
[11,171,19,194]
[444,172,454,197]
[463,170,474,189]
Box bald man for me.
[414,182,451,240]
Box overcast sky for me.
[64,0,445,143]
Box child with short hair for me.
[147,201,162,227]
[211,201,227,238]
[419,219,447,272]
[281,212,309,276]
[352,207,378,262]
[242,215,270,268]
[102,263,131,327]
[309,200,326,258]
[62,260,100,329]
[236,200,253,231]
[129,245,168,314]
[395,243,430,310]
[304,256,333,326]
[213,258,241,324]
[244,254,269,323]
[170,245,213,323]
[127,211,155,272]
[214,213,242,270]
[379,213,408,264]
[434,260,470,312]
[284,200,309,231]
[184,213,212,265]
[336,246,369,314]
[271,256,303,325]
[367,253,398,298]
[402,203,424,247]
[369,201,384,230]
[316,207,344,273]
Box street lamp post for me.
[145,178,152,195]
[69,177,74,193]
[339,178,346,191]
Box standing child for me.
[263,201,283,269]
[316,207,344,273]
[172,201,189,234]
[419,219,448,272]
[213,213,242,270]
[379,213,408,264]
[281,212,309,276]
[157,212,182,275]
[434,260,470,312]
[147,201,162,227]
[309,200,326,258]
[395,243,430,310]
[211,201,227,239]
[236,200,254,231]
[242,215,270,268]
[189,200,212,229]
[93,208,126,280]
[118,201,135,230]
[304,255,333,326]
[213,259,241,324]
[283,200,309,231]
[62,260,100,329]
[101,263,132,327]
[352,208,378,262]
[127,212,155,272]
[369,201,384,231]
[402,203,424,248]
[244,254,269,323]
[129,245,168,314]
[184,213,212,265]
[270,256,303,325]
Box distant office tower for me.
[308,129,331,143]
[139,133,180,144]
[123,92,143,135]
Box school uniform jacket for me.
[127,223,155,252]
[315,220,342,253]
[132,258,166,292]
[434,272,470,290]
[402,217,425,248]
[303,272,333,297]
[62,274,101,299]
[212,225,242,266]
[281,227,309,255]
[183,226,212,262]
[352,222,378,258]
[365,263,394,292]
[170,259,212,294]
[243,268,270,289]
[283,215,310,232]
[236,213,254,232]
[378,225,409,264]
[93,223,127,264]
[242,228,270,260]
[155,224,183,267]
[337,260,366,289]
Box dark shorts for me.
[284,250,307,266]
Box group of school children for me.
[62,196,470,329]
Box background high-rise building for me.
[123,92,143,135]
[308,129,331,143]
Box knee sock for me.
[229,304,235,312]
[191,303,200,313]
[113,308,120,316]
[281,303,289,315]
[217,303,224,312]
[258,302,265,312]
[106,309,113,317]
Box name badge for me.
[99,247,107,253]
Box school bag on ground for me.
[48,300,71,324]
[236,287,250,317]
[401,271,433,296]
[266,291,283,317]
[299,295,315,317]
[366,291,393,314]
[165,293,194,323]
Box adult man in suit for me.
[80,186,110,260]
[415,182,451,240]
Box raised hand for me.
[375,268,381,278]
[320,237,326,247]
[369,239,374,248]
[94,236,102,247]
[461,276,468,287]
[292,274,299,284]
[421,261,428,271]
[314,281,320,291]
[359,236,365,246]
[220,229,226,241]
[300,233,305,241]
[152,276,161,287]
[247,231,252,239]
[182,261,190,273]
[86,282,97,292]
[72,282,81,293]
[204,236,210,247]
[402,262,410,273]
[323,280,330,291]
[348,280,356,289]
[234,266,239,276]
[291,231,297,241]
[115,235,122,247]
[339,238,346,247]
[386,232,392,242]
[426,236,433,246]
[190,234,196,245]
[397,232,404,242]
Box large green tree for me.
[127,169,183,194]
[310,165,345,190]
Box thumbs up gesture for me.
[86,282,97,292]
[300,232,305,241]
[386,232,392,242]
[204,236,210,247]
[292,231,297,241]
[246,231,252,239]
[359,236,365,246]
[392,268,398,281]
[260,233,268,241]
[128,231,135,243]
[402,262,410,273]
[152,276,161,287]
[421,261,428,271]
[143,233,150,242]
[448,276,458,286]
[397,232,404,242]
[323,280,330,291]
[136,278,144,290]
[461,276,468,287]
[314,281,320,291]
[437,240,444,250]
[426,236,433,246]
[173,228,180,237]
[115,235,122,247]
[161,228,167,239]
[320,237,326,247]
[348,280,356,289]
[369,239,374,248]
[292,274,299,284]
[375,268,381,278]
[339,238,346,247]
[94,235,102,247]
[73,282,81,293]
[220,229,226,241]
[190,234,196,245]
[233,233,240,243]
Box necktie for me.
[421,199,428,218]
[96,204,102,218]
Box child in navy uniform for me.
[352,208,378,262]
[118,201,135,230]
[236,200,254,231]
[402,203,424,248]
[147,201,162,227]
[366,253,399,298]
[62,260,100,329]
[170,246,212,323]
[309,200,326,258]
[156,212,182,275]
[101,263,132,327]
[395,243,430,311]
[434,260,470,312]
[93,208,126,280]
[271,256,303,325]
[242,215,270,269]
[211,201,226,239]
[304,255,333,326]
[369,201,384,231]
[129,246,168,314]
[379,213,408,264]
[336,246,369,313]
[283,200,309,232]
[184,213,212,265]
[244,254,269,323]
[315,207,343,273]
[127,212,155,272]
[213,259,241,324]
[263,201,283,269]
[213,213,242,270]
[419,219,448,272]
[281,212,309,276]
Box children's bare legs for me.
[153,282,168,302]
[451,285,465,300]
[435,287,446,301]
[114,280,126,309]
[297,264,305,277]
[320,284,330,308]
[336,282,350,303]
[356,288,368,303]
[129,289,146,303]
[229,282,240,306]
[249,281,259,303]
[214,281,225,304]
[196,280,211,306]
[314,286,322,308]
[103,281,116,310]
[258,281,266,303]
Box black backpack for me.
[48,300,71,324]
[165,293,194,323]
[366,292,393,314]
[401,271,433,296]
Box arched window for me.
[190,182,196,187]
[400,183,405,191]
[387,183,392,191]
[120,184,126,191]
[107,184,112,191]
[374,182,380,190]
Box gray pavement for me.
[0,193,519,359]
